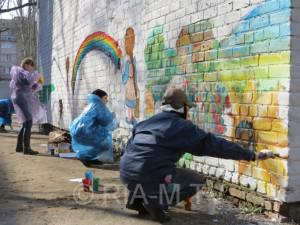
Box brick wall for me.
[38,0,299,202]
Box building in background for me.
[0,18,18,81]
[0,18,18,98]
[0,17,34,98]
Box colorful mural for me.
[66,56,70,83]
[144,0,290,193]
[71,31,122,94]
[122,27,139,125]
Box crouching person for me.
[0,99,14,132]
[70,89,117,166]
[120,87,275,223]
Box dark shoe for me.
[80,160,91,167]
[91,160,103,165]
[16,147,23,153]
[126,198,148,215]
[81,160,104,167]
[0,127,7,133]
[142,199,171,223]
[24,148,39,155]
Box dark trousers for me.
[126,168,205,207]
[16,120,32,150]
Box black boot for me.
[23,120,38,155]
[16,146,23,152]
[126,197,148,215]
[0,125,7,133]
[24,147,39,155]
[16,126,25,152]
[142,198,171,223]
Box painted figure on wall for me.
[122,27,139,125]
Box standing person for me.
[70,89,117,166]
[122,27,139,125]
[0,99,14,132]
[120,87,276,223]
[10,57,44,154]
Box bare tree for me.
[0,0,36,13]
[13,0,37,62]
[0,0,6,10]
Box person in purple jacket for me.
[120,87,275,223]
[10,57,45,155]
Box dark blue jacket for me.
[0,99,14,126]
[120,111,255,184]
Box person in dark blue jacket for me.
[120,87,275,223]
[0,99,14,132]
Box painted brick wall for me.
[38,0,299,202]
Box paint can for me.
[93,177,100,192]
[82,178,91,192]
[85,170,93,180]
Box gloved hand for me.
[38,74,45,84]
[255,150,278,160]
[32,83,38,90]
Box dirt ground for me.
[0,129,298,225]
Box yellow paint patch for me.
[253,118,272,131]
[254,92,272,104]
[237,92,252,104]
[231,103,240,115]
[249,105,258,116]
[272,119,288,132]
[204,72,217,82]
[258,105,269,117]
[267,106,279,118]
[272,92,279,105]
[278,132,288,147]
[258,131,278,145]
[259,51,290,65]
[240,55,259,67]
[244,80,256,91]
[259,159,288,176]
[270,173,288,188]
[252,167,270,182]
[240,104,249,116]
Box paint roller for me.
[257,149,289,160]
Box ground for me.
[0,128,298,225]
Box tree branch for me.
[0,2,36,13]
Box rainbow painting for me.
[71,31,122,94]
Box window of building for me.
[1,43,16,49]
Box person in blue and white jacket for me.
[70,89,117,166]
